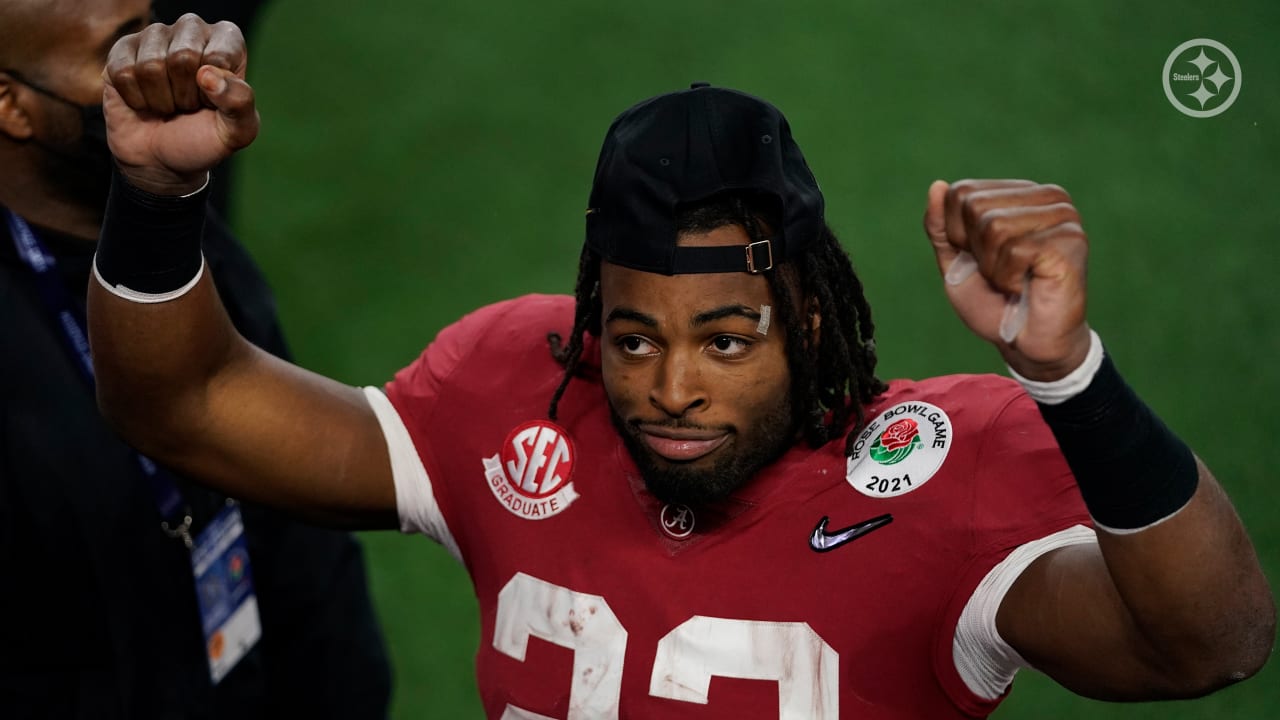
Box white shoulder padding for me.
[953,524,1097,700]
[362,386,461,562]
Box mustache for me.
[626,418,735,434]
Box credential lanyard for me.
[8,209,262,684]
[4,208,192,541]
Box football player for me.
[86,15,1273,719]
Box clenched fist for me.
[103,14,258,195]
[923,179,1092,382]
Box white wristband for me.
[172,171,212,199]
[92,254,206,304]
[1007,329,1104,405]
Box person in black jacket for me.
[0,1,392,717]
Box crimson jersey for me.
[379,294,1092,719]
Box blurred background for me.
[226,0,1278,716]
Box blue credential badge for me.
[191,505,261,683]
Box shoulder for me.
[439,294,575,346]
[387,294,576,404]
[881,373,1025,408]
[862,373,1030,437]
[878,374,1057,452]
[842,373,1059,503]
[425,293,573,370]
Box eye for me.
[708,335,751,357]
[617,335,659,357]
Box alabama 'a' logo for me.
[484,421,580,520]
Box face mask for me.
[4,69,114,206]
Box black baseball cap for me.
[585,83,825,275]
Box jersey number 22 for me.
[494,572,839,718]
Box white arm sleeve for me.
[362,386,462,563]
[952,524,1098,699]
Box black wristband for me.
[1036,351,1198,531]
[96,165,208,294]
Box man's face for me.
[0,0,152,206]
[8,0,154,105]
[600,224,797,506]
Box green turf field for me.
[232,1,1279,716]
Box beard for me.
[610,392,797,507]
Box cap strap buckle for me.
[745,239,773,274]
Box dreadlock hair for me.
[547,192,888,457]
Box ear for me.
[0,73,35,141]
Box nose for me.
[649,353,707,418]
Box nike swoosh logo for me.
[809,513,893,552]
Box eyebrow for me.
[692,304,761,327]
[604,304,761,329]
[604,308,657,327]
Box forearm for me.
[87,171,248,454]
[89,267,247,451]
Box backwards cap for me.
[585,83,825,275]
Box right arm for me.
[88,16,396,529]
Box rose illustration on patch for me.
[869,418,922,465]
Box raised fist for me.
[103,14,258,195]
[923,179,1092,381]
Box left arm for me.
[924,179,1275,699]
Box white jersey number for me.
[493,572,839,719]
[651,616,839,716]
[495,573,627,719]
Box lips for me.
[637,424,729,462]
